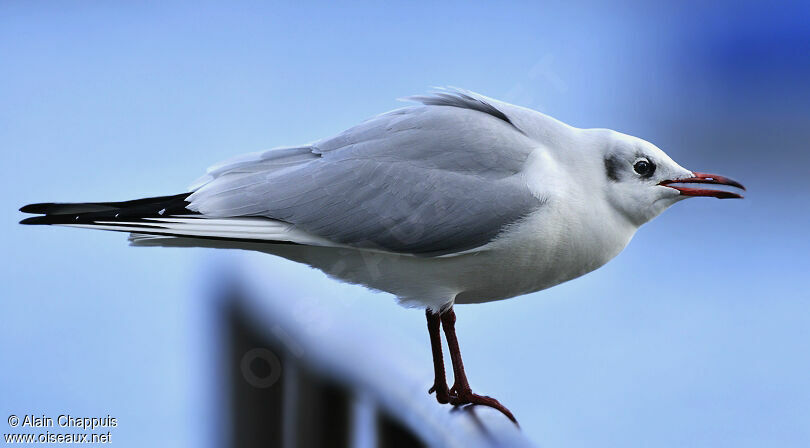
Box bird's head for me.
[596,130,745,227]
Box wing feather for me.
[187,90,544,256]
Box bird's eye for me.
[633,159,655,177]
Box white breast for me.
[452,198,637,304]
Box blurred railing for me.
[211,266,534,448]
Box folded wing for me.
[186,90,544,256]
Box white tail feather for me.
[62,216,341,247]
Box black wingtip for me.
[20,215,52,225]
[19,193,197,227]
[21,213,95,225]
[20,203,52,214]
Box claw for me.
[449,387,518,424]
[428,383,451,404]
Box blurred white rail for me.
[209,255,535,448]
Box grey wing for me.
[187,92,543,256]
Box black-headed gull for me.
[20,88,745,422]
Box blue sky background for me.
[2,1,809,447]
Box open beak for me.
[659,172,746,199]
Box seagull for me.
[20,88,744,423]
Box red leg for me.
[440,306,517,424]
[426,309,450,404]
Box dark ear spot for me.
[604,154,623,181]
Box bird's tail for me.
[19,193,308,247]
